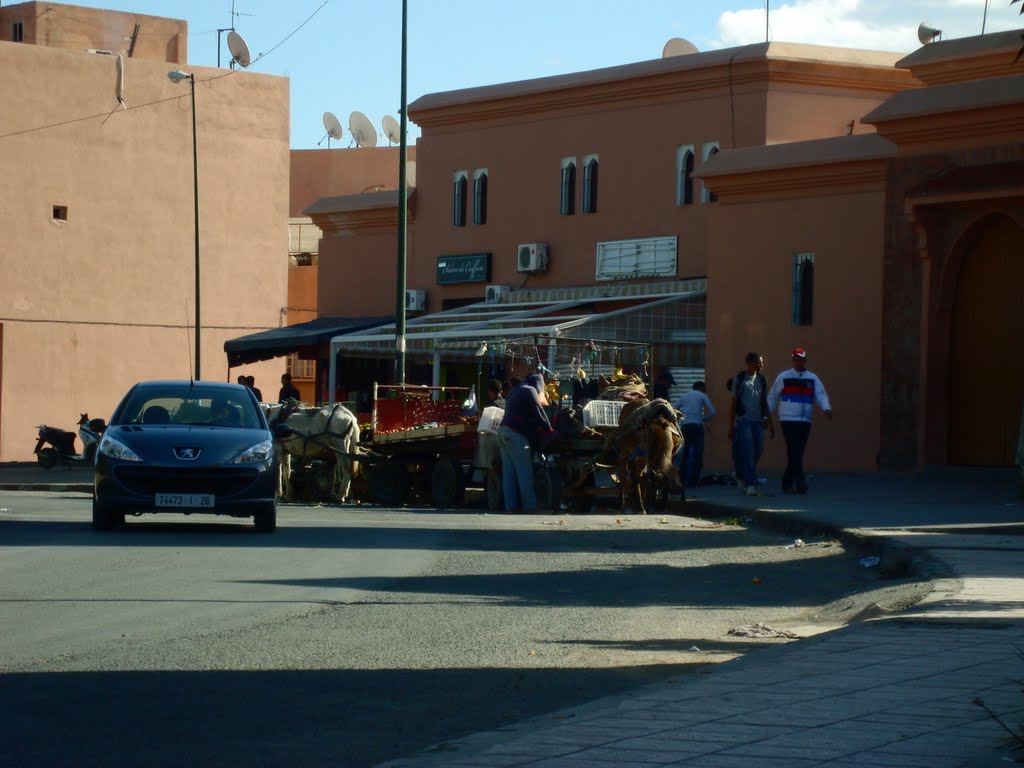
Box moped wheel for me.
[37,448,59,469]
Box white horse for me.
[264,402,362,503]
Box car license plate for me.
[155,493,214,508]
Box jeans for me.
[678,424,705,487]
[497,426,536,511]
[734,419,764,488]
[781,421,812,491]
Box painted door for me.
[948,217,1024,465]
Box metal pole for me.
[189,73,201,380]
[394,0,409,385]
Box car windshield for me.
[114,385,264,429]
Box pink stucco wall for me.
[704,187,887,473]
[0,36,289,460]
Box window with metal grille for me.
[287,354,316,380]
[560,158,576,216]
[792,252,815,326]
[473,169,488,225]
[452,171,468,227]
[582,155,598,214]
[596,236,677,281]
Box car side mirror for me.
[272,423,294,441]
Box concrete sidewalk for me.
[0,461,93,493]
[379,468,1024,768]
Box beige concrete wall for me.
[291,146,415,218]
[704,187,887,473]
[0,39,288,460]
[0,2,187,62]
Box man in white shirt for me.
[673,381,716,491]
[767,347,832,494]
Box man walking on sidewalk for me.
[767,347,832,494]
[728,353,774,496]
[673,381,716,491]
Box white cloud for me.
[713,0,1022,52]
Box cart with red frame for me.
[362,383,479,508]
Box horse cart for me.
[484,396,680,515]
[361,384,479,508]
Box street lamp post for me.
[394,0,408,385]
[168,70,201,380]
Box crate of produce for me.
[582,399,625,428]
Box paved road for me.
[0,490,933,768]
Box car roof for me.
[131,381,248,392]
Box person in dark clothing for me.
[496,373,553,513]
[487,378,506,409]
[245,375,263,403]
[278,373,301,403]
[728,352,775,495]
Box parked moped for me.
[34,413,107,469]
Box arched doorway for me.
[948,215,1024,465]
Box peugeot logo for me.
[175,447,201,461]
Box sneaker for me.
[745,485,758,496]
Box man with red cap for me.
[767,348,832,494]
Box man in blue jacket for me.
[496,374,553,513]
[767,347,832,494]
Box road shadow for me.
[0,664,694,768]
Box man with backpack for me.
[728,352,775,496]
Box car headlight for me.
[98,434,143,462]
[231,439,274,464]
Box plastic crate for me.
[582,399,625,428]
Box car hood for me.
[106,425,273,465]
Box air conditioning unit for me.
[517,243,548,273]
[485,284,511,303]
[405,289,426,312]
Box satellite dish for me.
[917,22,942,45]
[323,112,343,140]
[349,111,377,148]
[226,30,251,68]
[382,115,401,145]
[662,37,699,58]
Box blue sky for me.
[58,1,1024,148]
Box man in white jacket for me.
[767,348,832,494]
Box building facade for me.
[0,2,289,461]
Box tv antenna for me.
[217,0,255,68]
[662,38,699,58]
[349,111,377,148]
[382,114,401,145]
[320,111,344,148]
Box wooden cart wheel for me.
[368,459,411,506]
[486,465,504,512]
[431,455,465,509]
[533,466,562,512]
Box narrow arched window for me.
[792,252,815,326]
[560,158,576,216]
[473,170,488,225]
[582,155,599,214]
[702,143,720,203]
[680,149,694,205]
[452,171,468,227]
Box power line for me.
[0,0,330,141]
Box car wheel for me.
[254,501,277,533]
[92,496,122,531]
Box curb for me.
[0,483,92,493]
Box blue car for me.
[93,381,289,532]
